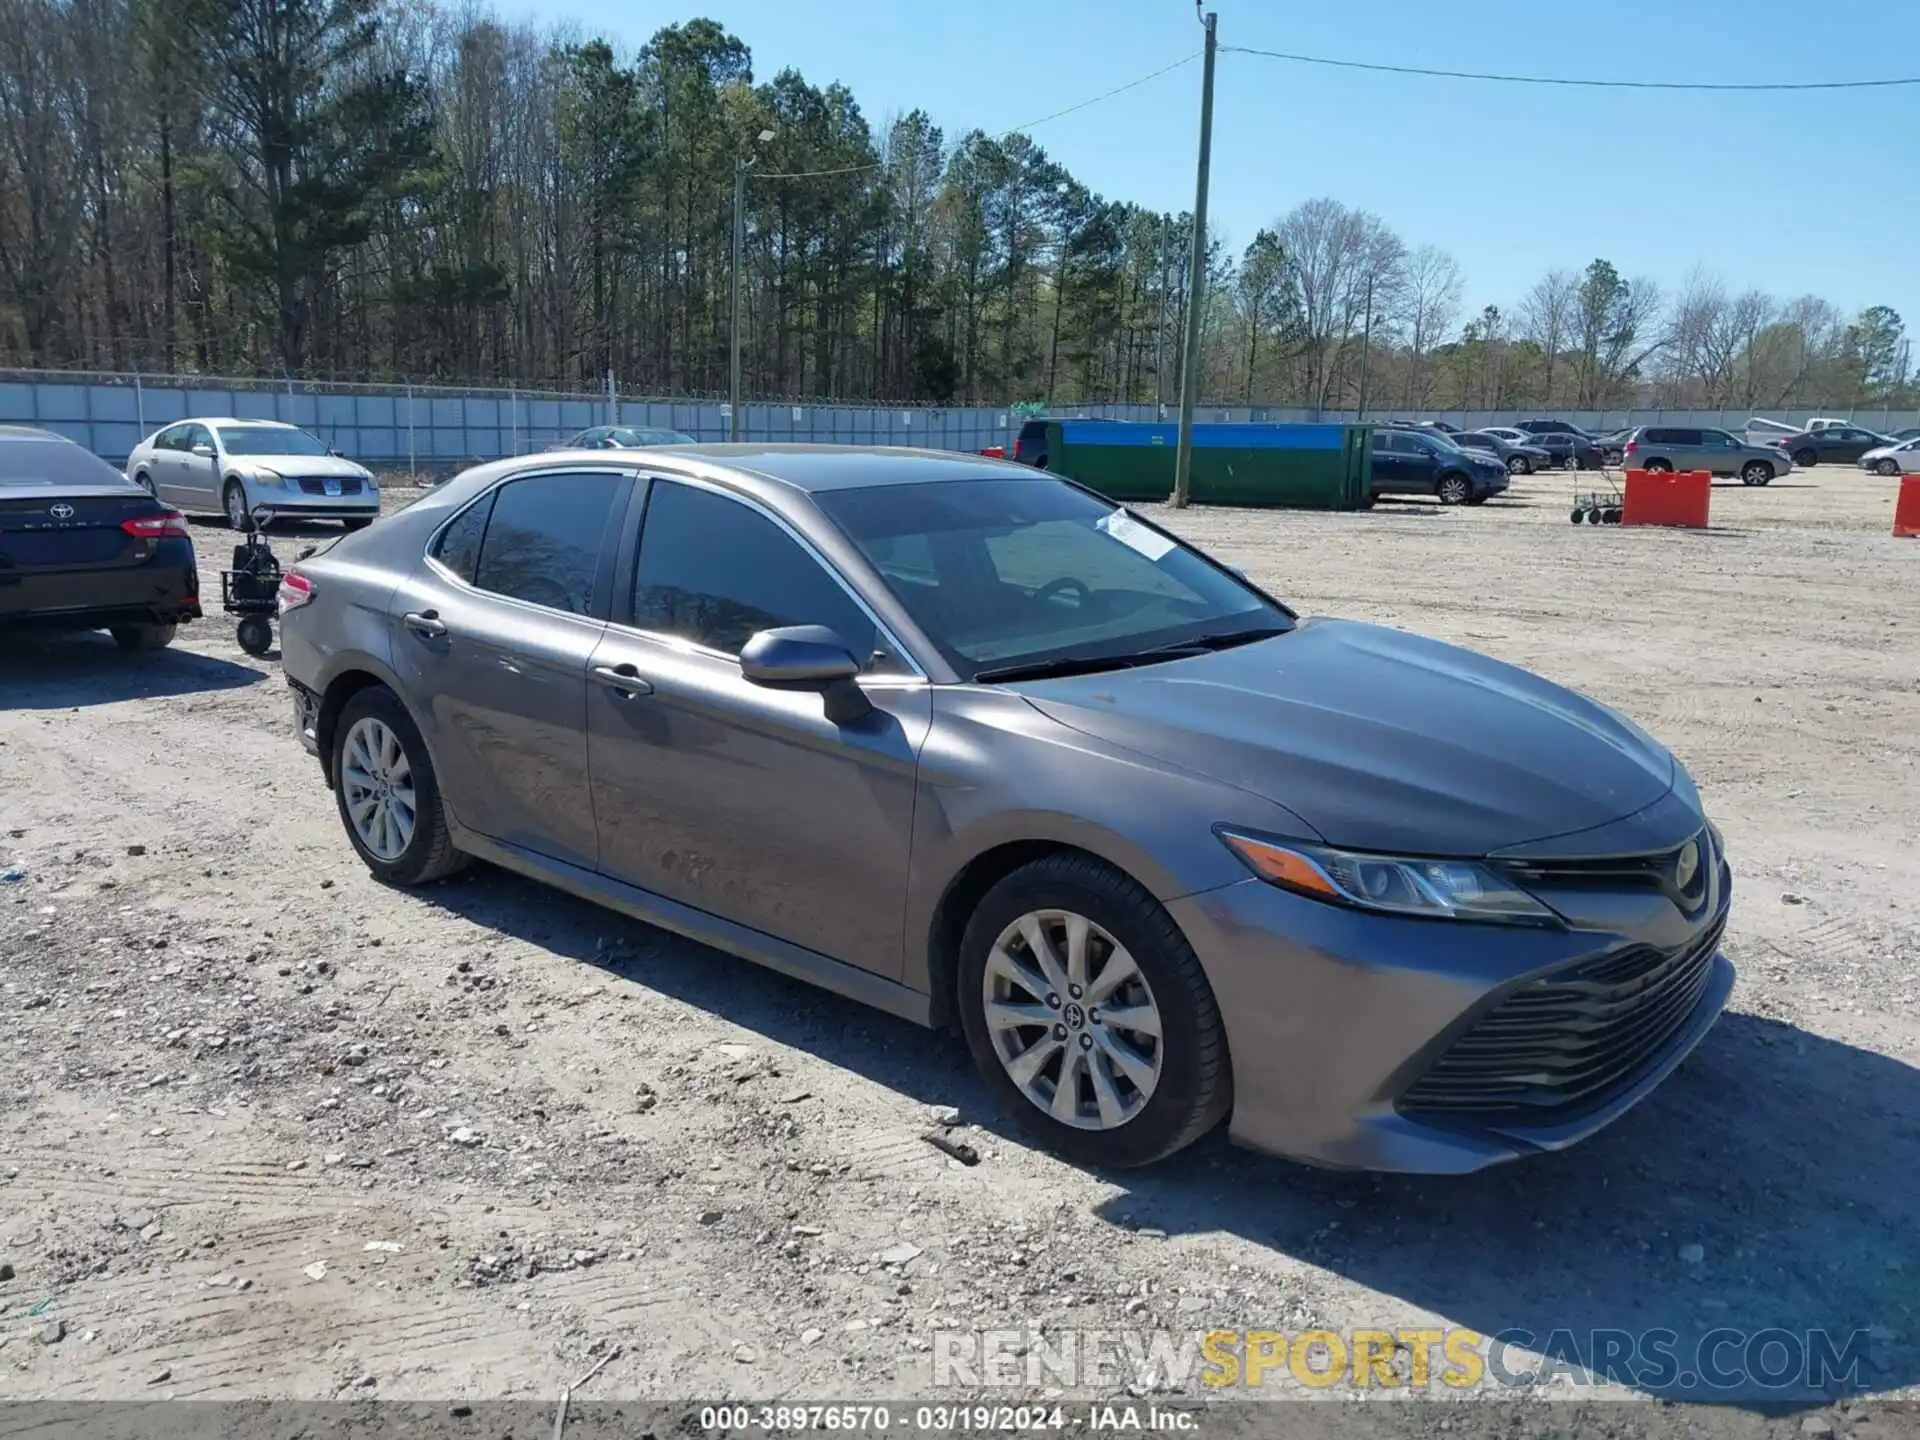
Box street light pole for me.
[730,157,747,442]
[1170,6,1218,508]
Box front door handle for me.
[591,663,653,697]
[403,610,448,639]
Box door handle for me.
[403,610,449,639]
[591,663,653,697]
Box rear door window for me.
[469,471,626,616]
[432,493,497,584]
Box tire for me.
[236,615,274,656]
[1642,459,1674,474]
[224,480,252,531]
[956,853,1231,1168]
[1741,462,1773,487]
[1877,458,1901,477]
[1586,507,1602,525]
[1604,507,1623,524]
[110,622,176,650]
[1794,449,1818,469]
[1436,474,1471,505]
[1569,507,1586,524]
[330,686,466,886]
[1506,455,1530,475]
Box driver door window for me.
[628,479,892,669]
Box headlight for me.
[1217,828,1558,925]
[249,466,285,486]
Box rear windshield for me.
[0,435,135,488]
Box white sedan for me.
[1858,438,1920,477]
[125,419,379,530]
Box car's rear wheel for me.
[133,471,156,496]
[1436,474,1471,505]
[1642,458,1673,474]
[110,622,175,651]
[331,687,465,886]
[1795,448,1819,468]
[957,853,1231,1168]
[1506,455,1530,475]
[224,481,251,531]
[1876,458,1901,477]
[1741,462,1773,487]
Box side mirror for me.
[191,443,215,458]
[740,625,872,725]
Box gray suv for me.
[276,445,1731,1175]
[1622,427,1791,486]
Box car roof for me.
[568,443,1048,495]
[0,424,76,441]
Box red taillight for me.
[1623,439,1638,457]
[121,510,189,539]
[277,570,315,616]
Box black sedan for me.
[0,426,199,650]
[1454,430,1554,475]
[1774,424,1892,467]
[1529,431,1607,470]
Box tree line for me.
[1,0,1911,411]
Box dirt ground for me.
[1,462,1916,1436]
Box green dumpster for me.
[1045,420,1373,510]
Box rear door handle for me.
[591,663,653,697]
[403,610,448,639]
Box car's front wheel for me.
[957,853,1231,1168]
[331,686,466,886]
[1506,455,1530,475]
[1877,458,1901,477]
[1436,474,1471,505]
[224,481,252,531]
[1741,462,1774,487]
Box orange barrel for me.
[1622,468,1711,528]
[1895,475,1920,537]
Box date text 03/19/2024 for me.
[697,1403,1196,1432]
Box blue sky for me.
[497,0,1920,328]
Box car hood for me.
[1860,445,1898,461]
[236,454,371,478]
[1016,618,1677,856]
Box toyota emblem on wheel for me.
[49,503,74,519]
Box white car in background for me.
[1857,437,1920,476]
[126,419,379,530]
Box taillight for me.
[278,570,315,616]
[1623,439,1638,456]
[121,510,189,539]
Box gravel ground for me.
[0,462,1915,1437]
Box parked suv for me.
[1370,429,1508,504]
[1622,427,1791,485]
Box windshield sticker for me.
[1097,508,1177,562]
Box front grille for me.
[295,477,362,495]
[1400,912,1726,1118]
[1496,828,1714,914]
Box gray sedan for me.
[276,446,1732,1174]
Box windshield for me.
[817,477,1293,681]
[217,425,331,457]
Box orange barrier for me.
[1895,475,1920,537]
[1622,468,1711,529]
[977,445,1006,459]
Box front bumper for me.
[1170,871,1734,1174]
[240,476,379,519]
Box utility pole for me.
[1356,275,1374,418]
[730,158,747,441]
[1169,5,1217,508]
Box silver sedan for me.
[126,419,379,529]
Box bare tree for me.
[1517,268,1577,404]
[1396,244,1460,407]
[1273,197,1405,410]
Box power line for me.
[1222,43,1920,91]
[754,51,1201,180]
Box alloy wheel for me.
[1438,476,1470,504]
[226,484,249,530]
[341,716,417,861]
[982,909,1164,1131]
